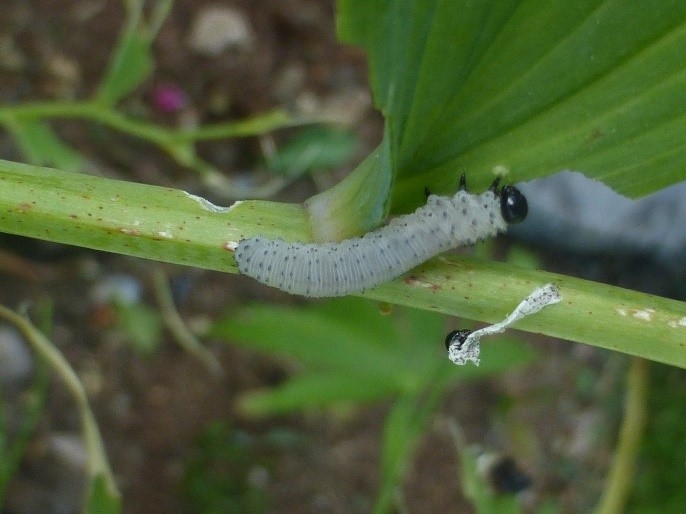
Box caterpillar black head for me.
[489,177,528,224]
[499,185,528,224]
[444,329,473,350]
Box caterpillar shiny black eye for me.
[235,177,528,297]
[499,185,528,224]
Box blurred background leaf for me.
[265,126,357,178]
[215,297,536,512]
[94,0,169,106]
[3,119,85,172]
[213,297,536,414]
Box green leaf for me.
[303,134,393,241]
[216,296,534,513]
[214,298,439,385]
[237,373,400,415]
[265,126,357,177]
[337,0,686,211]
[95,5,155,106]
[375,391,444,514]
[113,301,163,355]
[3,118,85,171]
[214,297,534,416]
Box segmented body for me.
[235,188,510,297]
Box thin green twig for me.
[0,101,313,144]
[151,267,224,377]
[0,305,119,502]
[0,101,323,198]
[594,357,649,514]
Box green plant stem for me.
[0,101,312,144]
[594,357,649,514]
[0,305,119,501]
[0,101,323,197]
[151,267,224,377]
[1,160,686,368]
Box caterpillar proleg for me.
[234,176,528,297]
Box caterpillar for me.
[234,176,528,297]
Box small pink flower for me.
[152,83,187,112]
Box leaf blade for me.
[338,0,686,211]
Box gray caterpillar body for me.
[234,179,528,297]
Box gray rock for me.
[187,6,255,56]
[0,325,33,389]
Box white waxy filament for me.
[448,283,562,366]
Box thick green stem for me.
[1,160,686,368]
